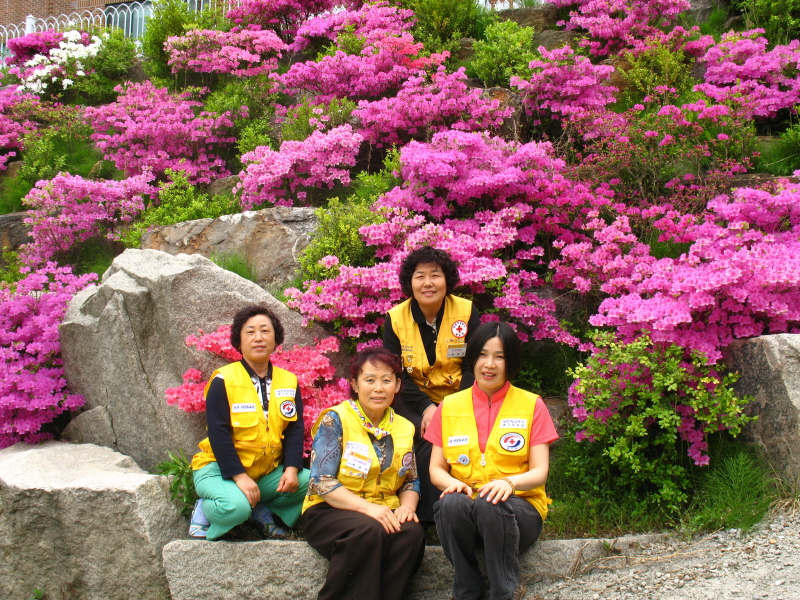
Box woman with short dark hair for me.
[188,305,308,540]
[425,322,558,600]
[383,246,481,524]
[301,349,426,600]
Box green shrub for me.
[618,40,696,108]
[237,120,275,157]
[121,170,239,247]
[280,97,358,143]
[753,125,800,176]
[211,252,258,282]
[68,27,137,106]
[472,19,536,88]
[156,449,198,515]
[298,196,385,282]
[736,0,800,44]
[565,331,754,514]
[699,6,734,38]
[405,0,482,56]
[0,249,24,289]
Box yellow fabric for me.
[388,294,473,404]
[303,402,416,512]
[440,386,550,520]
[191,362,298,480]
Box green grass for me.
[73,238,122,280]
[543,433,778,539]
[211,252,258,283]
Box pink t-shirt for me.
[424,382,559,452]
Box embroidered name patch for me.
[499,432,525,452]
[345,455,371,475]
[500,418,527,429]
[446,344,467,358]
[344,441,370,459]
[274,388,296,398]
[448,435,469,447]
[231,403,256,413]
[279,400,297,418]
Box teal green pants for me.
[193,462,309,540]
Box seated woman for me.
[301,349,426,600]
[189,305,309,540]
[383,246,481,524]
[425,322,558,600]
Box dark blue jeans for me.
[434,493,543,600]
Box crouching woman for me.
[301,349,426,600]
[189,305,309,540]
[425,322,558,600]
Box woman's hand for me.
[440,480,472,497]
[233,472,260,508]
[479,478,514,504]
[394,505,419,524]
[276,466,299,494]
[419,404,437,437]
[364,503,402,534]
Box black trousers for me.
[301,502,426,600]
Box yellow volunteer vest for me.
[440,386,550,520]
[388,294,473,404]
[191,362,299,480]
[303,402,416,513]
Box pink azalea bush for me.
[225,0,340,42]
[510,46,617,125]
[0,87,38,171]
[84,82,241,184]
[164,325,349,455]
[291,1,415,52]
[5,30,64,65]
[238,124,363,209]
[278,32,448,103]
[0,264,96,449]
[20,173,156,267]
[166,28,287,77]
[695,30,800,119]
[552,0,691,56]
[353,67,510,147]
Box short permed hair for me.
[398,246,460,298]
[229,305,285,352]
[349,348,403,400]
[462,321,523,382]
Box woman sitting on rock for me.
[425,322,558,600]
[189,305,309,540]
[301,348,426,600]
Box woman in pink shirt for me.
[425,322,558,600]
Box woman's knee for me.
[204,494,251,527]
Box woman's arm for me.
[479,443,550,504]
[322,485,403,534]
[429,444,472,496]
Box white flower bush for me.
[18,30,107,96]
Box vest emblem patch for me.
[499,432,525,452]
[279,400,297,418]
[451,320,468,338]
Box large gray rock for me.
[60,248,330,472]
[140,207,318,288]
[498,5,560,31]
[163,534,664,600]
[728,334,800,480]
[0,441,185,600]
[0,210,32,254]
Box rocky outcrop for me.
[163,534,665,600]
[60,249,330,472]
[483,86,526,141]
[0,441,185,600]
[498,5,560,31]
[140,207,318,288]
[728,334,800,480]
[0,211,31,254]
[533,30,579,51]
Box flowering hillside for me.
[1,0,799,513]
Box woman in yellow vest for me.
[425,322,558,600]
[301,349,426,600]
[189,305,309,540]
[383,246,480,524]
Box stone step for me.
[163,533,665,600]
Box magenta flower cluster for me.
[166,28,287,77]
[5,30,64,65]
[0,264,96,449]
[164,326,349,455]
[0,87,38,170]
[84,82,241,184]
[225,0,338,42]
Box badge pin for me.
[398,466,409,477]
[407,367,413,373]
[457,454,470,466]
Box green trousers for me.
[193,462,309,540]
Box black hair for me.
[229,305,285,352]
[462,321,522,381]
[398,246,460,298]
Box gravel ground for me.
[524,513,800,600]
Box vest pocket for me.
[232,412,261,441]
